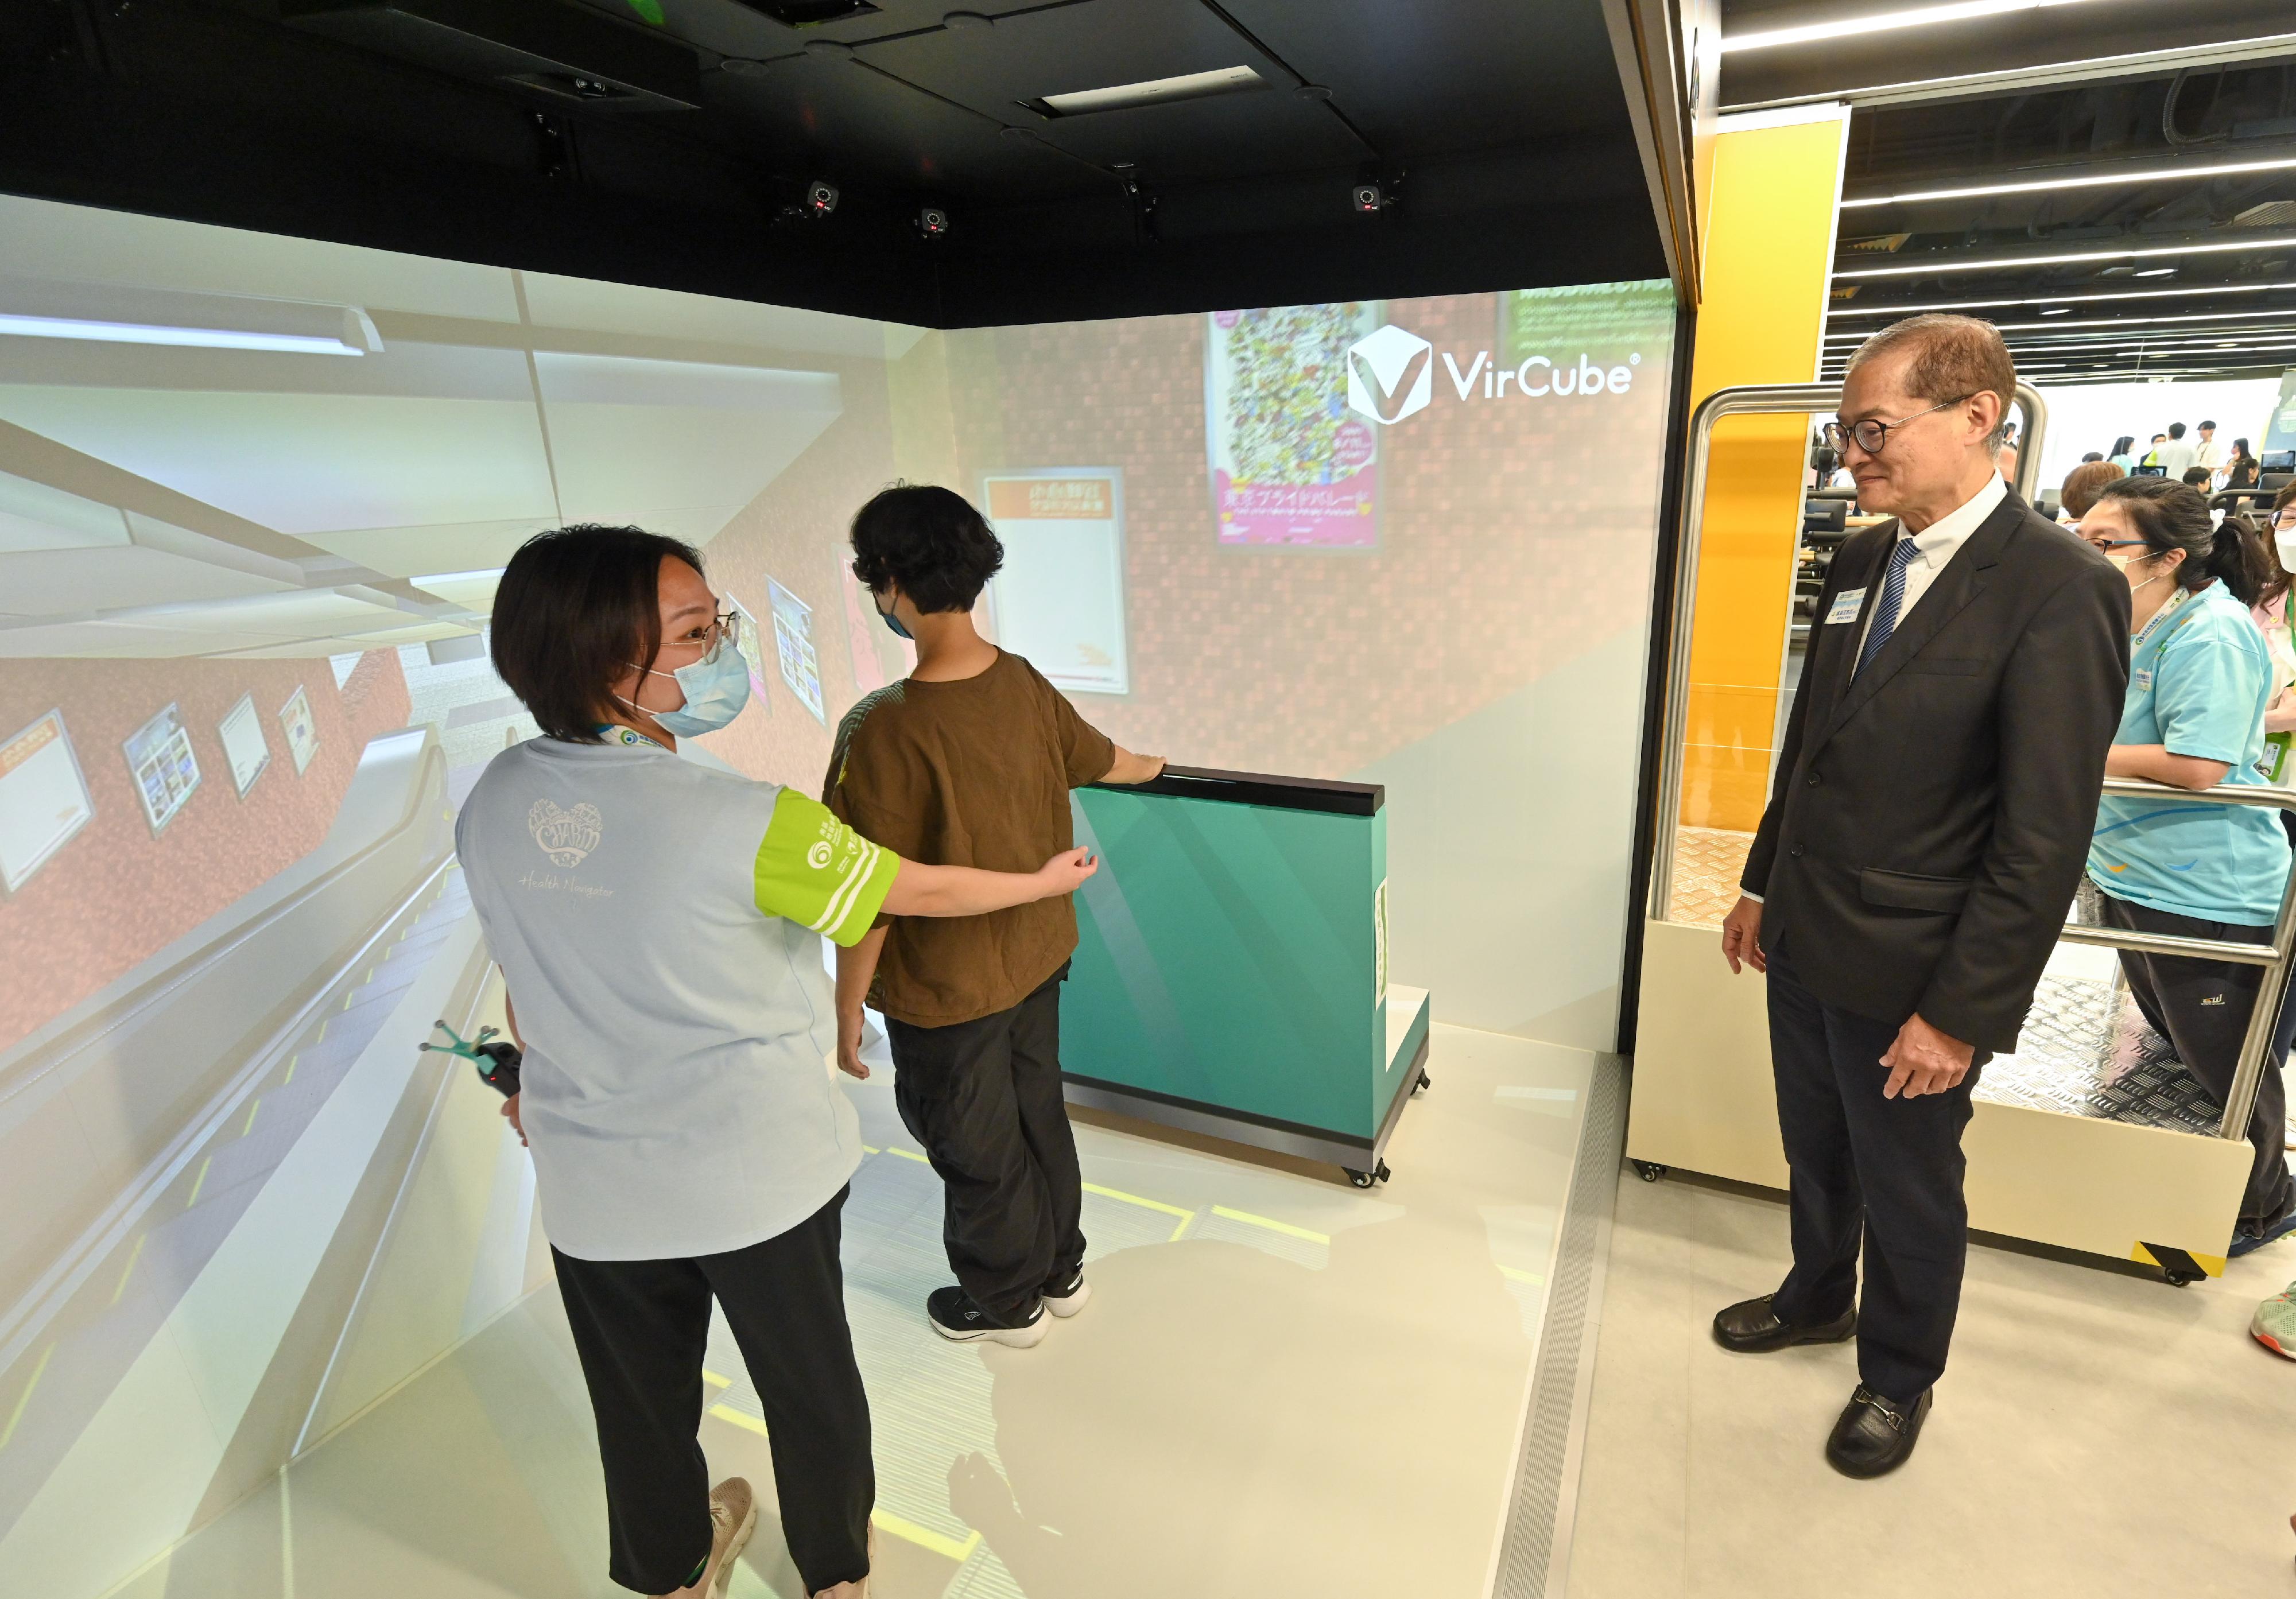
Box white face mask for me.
[2275,525,2296,577]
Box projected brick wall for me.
[0,649,410,1054]
[938,290,1675,778]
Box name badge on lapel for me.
[2132,667,2152,693]
[1825,588,1867,626]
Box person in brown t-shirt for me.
[826,484,1163,1346]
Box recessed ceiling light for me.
[2039,307,2071,315]
[1721,0,2101,55]
[2134,267,2178,278]
[1836,233,2296,278]
[1037,64,1266,117]
[1840,153,2296,209]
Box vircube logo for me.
[1346,324,1433,425]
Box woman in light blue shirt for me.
[2083,477,2295,1254]
[2107,434,2137,473]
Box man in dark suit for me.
[1716,313,2128,1477]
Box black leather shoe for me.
[1711,1294,1856,1353]
[1825,1384,1932,1478]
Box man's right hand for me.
[1721,895,1766,975]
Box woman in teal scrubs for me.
[2084,476,2296,1255]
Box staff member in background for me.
[2082,478,2296,1255]
[2224,437,2261,492]
[2194,420,2226,472]
[2059,459,2125,523]
[458,525,1099,1599]
[1717,314,2126,1478]
[2109,436,2139,472]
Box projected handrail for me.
[1649,381,2292,1148]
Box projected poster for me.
[768,577,826,723]
[123,703,201,835]
[984,469,1129,694]
[279,686,319,774]
[0,711,94,892]
[217,693,271,797]
[1206,302,1382,548]
[721,590,774,716]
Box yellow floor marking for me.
[707,1402,770,1438]
[110,1235,148,1304]
[0,1344,56,1451]
[702,1369,732,1390]
[860,1144,881,1155]
[342,992,354,1011]
[242,1097,263,1136]
[870,1508,983,1565]
[315,1019,328,1045]
[1209,1206,1330,1245]
[186,1155,213,1208]
[885,1146,930,1164]
[281,1054,298,1085]
[1168,1213,1194,1243]
[365,967,375,985]
[1081,1181,1192,1220]
[1499,1265,1546,1287]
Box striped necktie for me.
[1855,535,1922,678]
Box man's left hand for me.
[1880,1014,1974,1099]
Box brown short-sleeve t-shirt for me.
[824,649,1115,1026]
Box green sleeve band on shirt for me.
[754,791,901,946]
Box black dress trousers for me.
[1764,940,1982,1404]
[885,964,1087,1324]
[550,1187,874,1596]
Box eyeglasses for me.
[662,611,740,655]
[2084,536,2147,556]
[1831,395,1975,455]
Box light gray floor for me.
[1566,1166,2296,1599]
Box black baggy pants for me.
[2097,892,2296,1227]
[884,965,1087,1324]
[1766,940,1980,1405]
[551,1187,872,1596]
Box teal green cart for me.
[1062,767,1431,1188]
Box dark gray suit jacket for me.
[1741,488,2130,1053]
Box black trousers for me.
[552,1188,872,1596]
[1766,940,1980,1404]
[885,965,1087,1324]
[2097,893,2296,1227]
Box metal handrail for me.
[1650,380,2047,924]
[1649,379,2294,1146]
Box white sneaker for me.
[1042,1269,1092,1319]
[657,1477,757,1598]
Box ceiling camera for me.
[805,179,839,216]
[916,205,951,239]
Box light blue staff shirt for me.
[2089,581,2292,925]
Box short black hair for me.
[2168,422,2188,438]
[848,483,1003,614]
[491,523,704,743]
[2081,451,2104,463]
[2198,420,2217,430]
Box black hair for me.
[2232,436,2252,461]
[2095,476,2274,607]
[848,483,1004,614]
[2168,422,2188,438]
[2198,420,2217,430]
[2181,467,2213,487]
[491,523,705,743]
[2081,452,2104,463]
[2111,435,2135,457]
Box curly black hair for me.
[848,483,1004,614]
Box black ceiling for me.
[0,0,1667,327]
[1714,1,2296,386]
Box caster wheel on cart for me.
[1632,1161,1667,1183]
[1345,1168,1376,1190]
[2163,1268,2201,1288]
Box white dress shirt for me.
[1743,473,2007,905]
[1853,471,2007,661]
[2193,436,2225,469]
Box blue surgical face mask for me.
[875,592,913,641]
[620,635,752,736]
